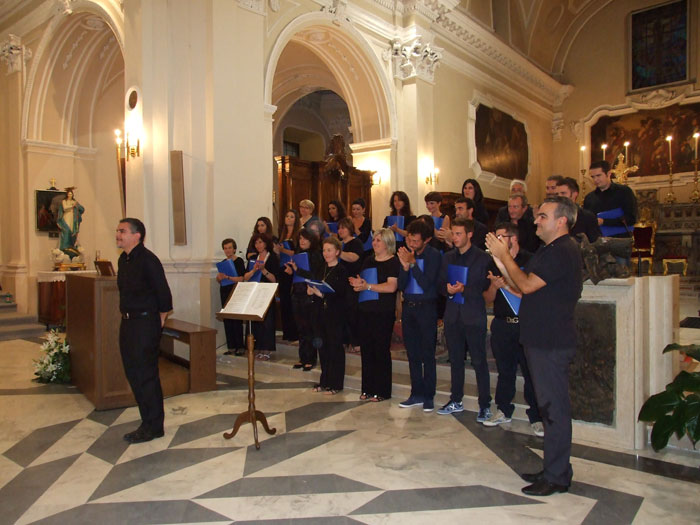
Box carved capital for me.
[569,120,584,144]
[625,85,691,110]
[320,0,350,24]
[386,37,442,83]
[551,112,564,142]
[0,35,32,75]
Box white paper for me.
[220,282,277,319]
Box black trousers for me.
[402,301,437,401]
[219,284,243,349]
[252,306,276,352]
[119,315,164,432]
[278,272,298,341]
[319,304,345,390]
[525,346,576,486]
[444,320,491,408]
[490,318,540,422]
[342,293,361,347]
[359,310,394,399]
[291,294,319,365]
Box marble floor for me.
[1,330,699,525]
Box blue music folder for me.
[305,279,335,294]
[500,288,521,315]
[327,222,338,234]
[597,208,627,237]
[447,264,468,304]
[432,216,444,230]
[362,233,373,251]
[216,259,238,286]
[292,252,310,284]
[405,259,424,295]
[386,216,405,241]
[279,240,292,266]
[247,259,262,282]
[358,267,379,302]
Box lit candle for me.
[623,141,630,163]
[601,143,607,161]
[666,135,673,163]
[694,132,699,160]
[580,145,586,169]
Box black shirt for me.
[473,200,489,225]
[488,250,532,319]
[118,243,173,314]
[514,216,541,253]
[471,220,488,251]
[398,244,441,302]
[582,182,637,237]
[571,205,601,243]
[520,235,582,349]
[249,251,280,283]
[318,262,349,312]
[439,244,491,327]
[340,238,364,277]
[357,255,400,314]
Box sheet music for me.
[220,282,277,319]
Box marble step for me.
[0,302,17,312]
[0,312,40,326]
[0,322,48,341]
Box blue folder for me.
[216,259,238,287]
[500,288,521,315]
[327,222,338,234]
[405,259,424,295]
[432,216,444,230]
[358,267,379,302]
[247,259,262,282]
[447,264,468,304]
[597,208,627,237]
[362,233,373,251]
[292,252,310,284]
[386,216,405,242]
[279,240,292,266]
[305,279,335,294]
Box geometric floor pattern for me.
[2,339,700,524]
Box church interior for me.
[1,0,699,522]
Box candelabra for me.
[691,159,700,204]
[611,153,638,185]
[580,168,587,198]
[665,161,676,204]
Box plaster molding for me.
[384,36,442,83]
[551,112,564,142]
[625,85,694,110]
[349,137,395,154]
[0,34,32,74]
[269,0,280,12]
[162,260,217,274]
[22,138,96,158]
[55,0,77,16]
[264,103,278,121]
[470,161,511,190]
[320,0,350,24]
[237,0,266,16]
[0,263,29,275]
[627,171,697,191]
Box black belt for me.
[404,300,435,308]
[121,311,156,320]
[496,316,519,324]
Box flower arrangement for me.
[34,329,71,383]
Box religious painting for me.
[590,102,700,176]
[475,104,528,181]
[629,0,688,92]
[35,189,66,233]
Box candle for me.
[666,135,672,163]
[601,143,607,161]
[580,145,586,169]
[624,141,630,163]
[694,132,699,160]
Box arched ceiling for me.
[461,0,616,76]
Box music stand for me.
[216,282,278,449]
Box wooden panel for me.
[38,281,66,327]
[170,150,187,245]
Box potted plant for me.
[638,343,700,451]
[34,329,71,384]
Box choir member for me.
[276,209,300,342]
[244,232,279,360]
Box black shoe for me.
[522,478,569,496]
[234,348,245,356]
[223,349,234,355]
[123,425,146,442]
[126,427,165,444]
[520,470,544,483]
[292,363,303,369]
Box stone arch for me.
[264,12,395,145]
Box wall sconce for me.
[114,128,140,161]
[370,171,381,185]
[425,167,439,185]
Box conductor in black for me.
[485,197,582,497]
[116,218,173,444]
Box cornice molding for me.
[349,137,395,154]
[625,84,695,111]
[23,139,97,158]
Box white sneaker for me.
[531,421,544,437]
[482,409,511,427]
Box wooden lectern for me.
[216,282,278,449]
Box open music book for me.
[219,281,278,321]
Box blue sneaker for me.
[423,399,435,412]
[476,407,492,422]
[398,396,424,408]
[437,401,464,415]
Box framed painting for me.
[35,189,66,233]
[475,104,528,181]
[629,0,689,92]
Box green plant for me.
[34,329,71,383]
[638,343,700,451]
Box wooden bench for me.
[160,318,217,393]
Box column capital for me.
[384,36,442,84]
[0,34,32,75]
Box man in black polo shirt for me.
[482,223,542,436]
[437,217,492,421]
[486,197,582,497]
[116,218,173,444]
[556,177,601,243]
[583,160,637,238]
[397,220,442,412]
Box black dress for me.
[340,237,364,347]
[249,252,279,352]
[317,263,349,391]
[277,238,298,341]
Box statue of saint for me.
[57,187,85,258]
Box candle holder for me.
[691,159,700,204]
[580,168,587,198]
[611,153,638,185]
[665,161,676,204]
